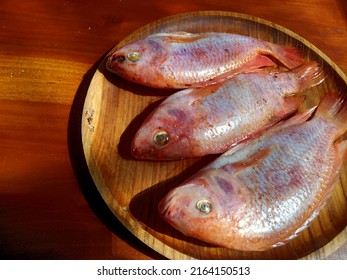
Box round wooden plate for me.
[81,11,347,259]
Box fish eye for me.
[196,199,212,214]
[127,51,141,62]
[153,130,169,146]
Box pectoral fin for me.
[221,146,273,174]
[156,32,212,43]
[189,83,224,105]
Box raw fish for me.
[159,91,347,251]
[107,32,305,88]
[132,61,324,160]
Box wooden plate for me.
[81,11,347,259]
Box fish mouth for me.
[130,144,151,160]
[130,146,143,159]
[158,193,175,220]
[106,52,126,71]
[131,142,168,161]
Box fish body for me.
[131,62,324,160]
[107,32,305,88]
[158,91,347,251]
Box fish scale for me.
[167,36,267,86]
[201,77,275,123]
[167,38,236,84]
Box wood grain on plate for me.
[81,11,347,259]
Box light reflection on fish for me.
[131,61,325,160]
[106,32,305,89]
[159,91,347,251]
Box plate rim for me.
[82,10,347,260]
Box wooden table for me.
[1,0,347,260]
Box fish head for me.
[158,168,251,244]
[106,37,169,87]
[131,102,195,160]
[158,176,227,241]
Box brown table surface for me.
[1,0,347,260]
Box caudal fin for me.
[315,91,347,135]
[269,43,305,69]
[292,61,326,92]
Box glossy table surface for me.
[1,0,347,259]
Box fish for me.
[131,61,325,160]
[106,31,305,89]
[158,90,347,251]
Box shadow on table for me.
[337,0,347,19]
[67,52,165,260]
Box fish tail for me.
[316,91,347,135]
[291,61,326,92]
[269,44,305,69]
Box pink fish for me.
[158,91,347,251]
[131,61,324,160]
[106,32,305,88]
